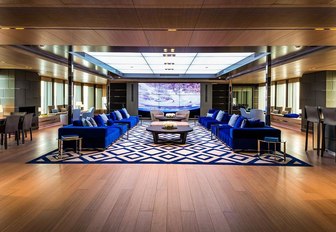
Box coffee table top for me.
[146,125,193,133]
[155,116,185,121]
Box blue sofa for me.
[216,124,281,151]
[58,123,127,149]
[198,110,231,129]
[108,112,139,129]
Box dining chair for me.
[304,106,322,155]
[250,109,265,122]
[240,108,251,118]
[0,115,21,149]
[72,109,81,121]
[320,107,336,158]
[19,113,33,144]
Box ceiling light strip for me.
[72,52,124,77]
[140,52,154,74]
[184,53,198,74]
[217,53,269,78]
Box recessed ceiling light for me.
[167,28,177,32]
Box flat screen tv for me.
[138,83,200,114]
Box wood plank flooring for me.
[1,123,336,232]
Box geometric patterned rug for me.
[28,122,311,167]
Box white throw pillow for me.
[99,113,109,123]
[122,108,130,118]
[215,110,224,121]
[114,110,123,120]
[206,113,213,117]
[228,114,239,127]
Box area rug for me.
[28,122,311,167]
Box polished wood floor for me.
[1,123,336,232]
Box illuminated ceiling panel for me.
[74,52,266,77]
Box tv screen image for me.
[138,83,200,112]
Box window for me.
[287,81,300,113]
[258,85,266,111]
[327,75,336,107]
[96,87,103,109]
[83,85,94,110]
[41,80,52,114]
[276,82,286,109]
[271,84,275,107]
[54,82,64,105]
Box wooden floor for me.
[1,123,336,232]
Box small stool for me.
[58,135,82,159]
[258,138,287,162]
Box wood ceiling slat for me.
[0,0,335,7]
[144,31,193,46]
[1,8,336,29]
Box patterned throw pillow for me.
[228,114,239,127]
[119,109,127,119]
[215,110,225,121]
[122,108,130,118]
[88,117,98,127]
[114,110,123,120]
[206,113,213,117]
[99,113,109,123]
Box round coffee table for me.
[155,116,185,121]
[146,125,193,144]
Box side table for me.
[258,138,287,161]
[58,135,82,159]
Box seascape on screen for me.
[138,83,200,112]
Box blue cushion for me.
[211,110,220,120]
[284,113,300,118]
[119,109,127,119]
[110,112,117,121]
[234,116,245,128]
[107,119,114,126]
[94,115,105,127]
[73,120,83,126]
[246,119,265,128]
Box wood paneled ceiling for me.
[0,1,336,84]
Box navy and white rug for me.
[28,122,311,167]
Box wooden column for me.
[67,45,74,125]
[265,46,272,126]
[228,80,233,114]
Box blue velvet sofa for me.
[198,109,231,129]
[216,124,281,151]
[58,123,127,149]
[108,112,139,129]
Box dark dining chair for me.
[19,113,33,144]
[0,115,21,149]
[320,107,336,158]
[304,106,322,155]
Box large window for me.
[276,81,286,109]
[83,85,94,110]
[96,87,103,109]
[41,80,52,114]
[258,85,266,111]
[54,81,64,106]
[288,81,300,113]
[327,75,336,107]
